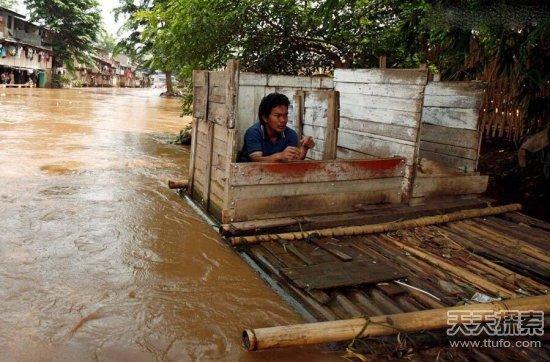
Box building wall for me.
[0,44,52,70]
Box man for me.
[238,93,315,162]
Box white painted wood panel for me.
[335,68,428,85]
[422,107,479,130]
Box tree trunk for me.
[165,70,173,93]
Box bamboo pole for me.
[243,294,550,351]
[379,235,516,298]
[230,204,522,246]
[168,179,188,189]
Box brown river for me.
[0,88,339,361]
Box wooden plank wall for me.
[419,81,485,172]
[299,90,339,160]
[410,81,487,206]
[189,61,239,220]
[236,73,333,151]
[334,69,429,201]
[223,158,406,223]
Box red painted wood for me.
[230,157,405,186]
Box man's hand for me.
[278,146,301,162]
[300,136,315,150]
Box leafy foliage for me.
[0,0,16,9]
[24,0,102,67]
[96,29,118,56]
[118,0,547,136]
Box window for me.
[7,15,12,29]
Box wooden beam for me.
[293,91,304,140]
[334,69,428,85]
[323,91,339,160]
[202,121,215,208]
[412,175,489,198]
[226,60,239,129]
[379,55,387,69]
[187,119,199,196]
[229,158,406,186]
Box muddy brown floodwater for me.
[0,88,339,361]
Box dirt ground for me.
[479,139,550,222]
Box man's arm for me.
[249,147,301,162]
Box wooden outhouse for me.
[187,60,488,223]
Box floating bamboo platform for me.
[181,61,549,359]
[225,200,550,359]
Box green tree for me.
[24,0,102,68]
[0,0,17,9]
[115,0,178,93]
[97,29,118,56]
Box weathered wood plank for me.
[420,141,478,160]
[339,103,420,128]
[239,72,268,86]
[231,177,403,200]
[213,123,228,143]
[208,71,228,87]
[281,260,405,289]
[339,93,423,113]
[303,112,328,128]
[302,124,327,141]
[418,150,477,172]
[304,91,330,109]
[235,85,256,149]
[192,71,208,119]
[208,101,229,125]
[226,59,239,129]
[202,122,215,208]
[323,91,339,160]
[423,82,483,108]
[412,175,489,198]
[335,82,424,99]
[336,147,377,160]
[423,94,480,109]
[306,149,325,161]
[334,68,428,85]
[267,74,312,88]
[337,129,416,164]
[223,129,237,209]
[230,189,402,221]
[293,91,304,140]
[193,70,207,86]
[339,116,417,143]
[422,107,479,130]
[229,158,405,186]
[424,81,485,96]
[310,238,353,262]
[420,123,479,149]
[187,119,199,196]
[311,76,334,89]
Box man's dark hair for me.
[258,93,290,124]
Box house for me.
[0,6,53,87]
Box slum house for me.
[72,48,116,87]
[0,6,53,87]
[183,60,549,359]
[115,54,146,88]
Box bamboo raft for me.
[180,61,549,359]
[225,201,550,359]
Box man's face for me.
[265,105,289,133]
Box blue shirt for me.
[238,122,299,162]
